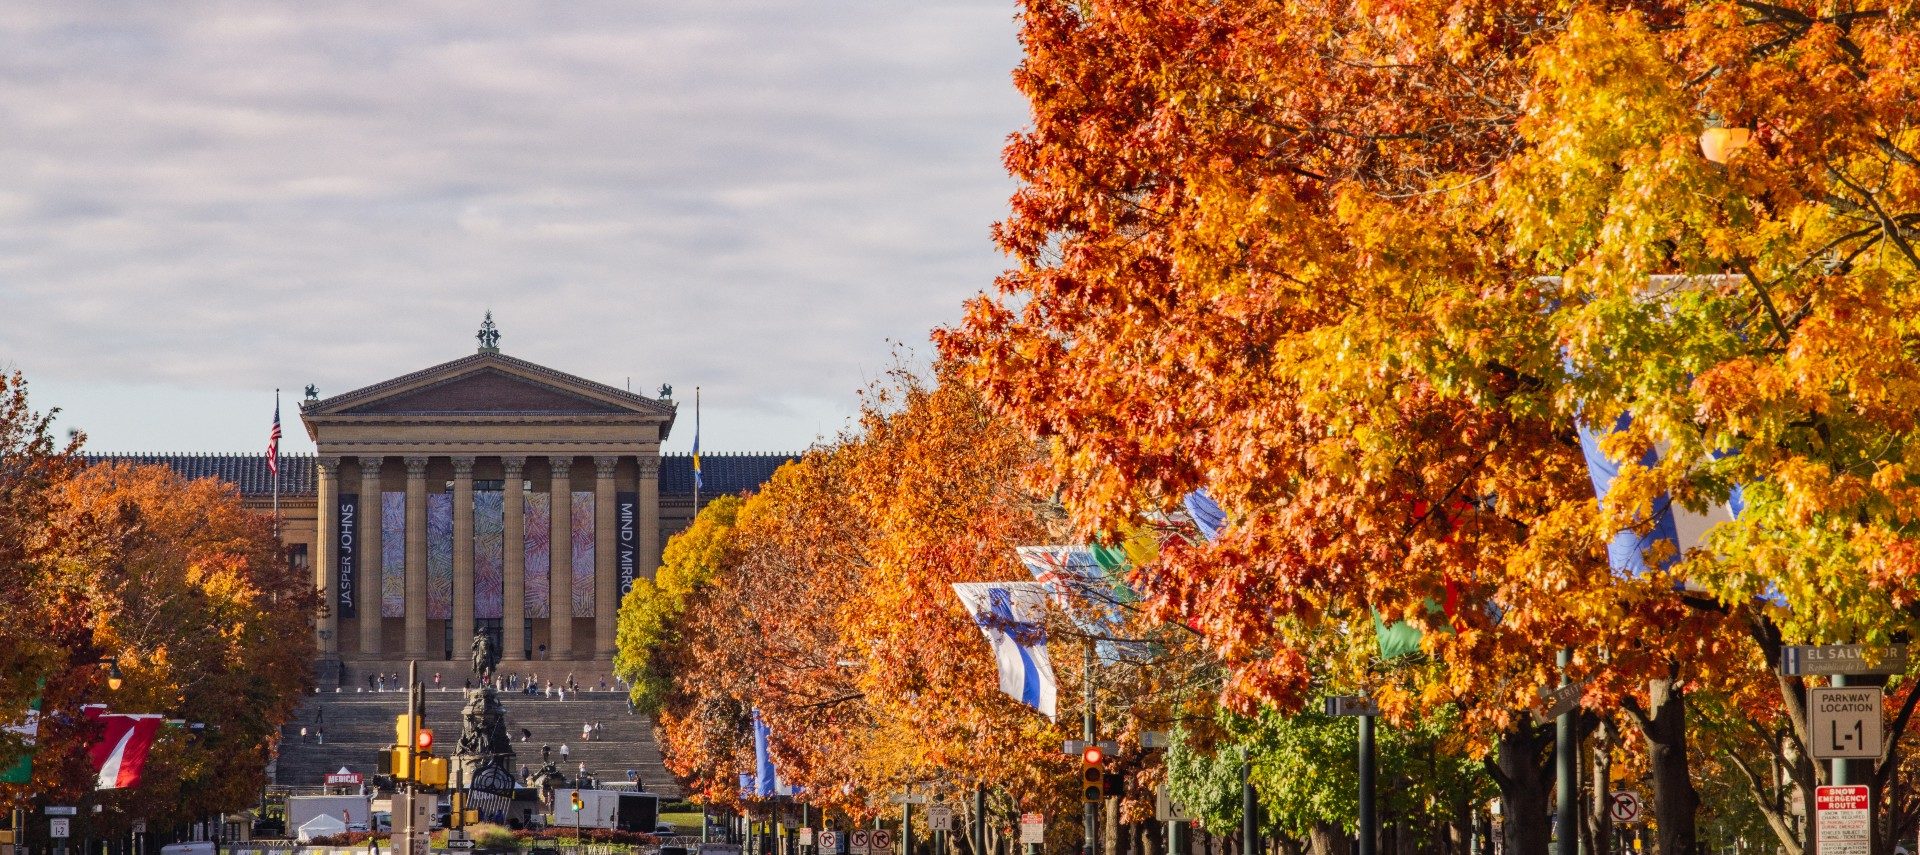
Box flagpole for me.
[693,386,701,512]
[273,389,282,538]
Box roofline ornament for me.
[478,311,501,354]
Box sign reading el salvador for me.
[338,494,359,618]
[615,491,638,598]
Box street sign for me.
[48,819,69,839]
[818,830,840,852]
[850,829,871,855]
[872,829,894,852]
[1019,814,1045,845]
[1809,687,1885,759]
[447,840,474,850]
[1533,682,1586,724]
[888,794,931,805]
[1323,696,1379,717]
[1155,784,1194,822]
[1781,645,1909,676]
[1140,731,1170,749]
[926,805,954,832]
[800,828,815,846]
[44,807,76,816]
[131,820,146,835]
[1816,785,1871,855]
[1607,792,1643,824]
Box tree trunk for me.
[1587,717,1613,855]
[1491,722,1554,855]
[1451,787,1475,855]
[1638,677,1699,855]
[1305,822,1344,855]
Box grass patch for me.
[658,812,705,832]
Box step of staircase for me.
[274,689,679,798]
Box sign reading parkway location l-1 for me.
[1809,687,1885,760]
[1779,644,1909,676]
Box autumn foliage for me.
[0,372,315,828]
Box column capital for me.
[594,455,619,478]
[636,456,660,478]
[404,456,430,475]
[501,455,527,475]
[316,455,341,472]
[358,455,383,474]
[550,457,573,478]
[451,455,476,477]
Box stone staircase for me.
[274,687,679,798]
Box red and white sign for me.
[849,830,871,855]
[325,770,364,786]
[1816,785,1871,855]
[871,829,893,852]
[1019,813,1045,845]
[83,708,163,790]
[1607,791,1643,824]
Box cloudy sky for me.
[0,2,1027,455]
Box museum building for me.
[89,333,793,685]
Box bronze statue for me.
[470,632,499,679]
[453,685,516,796]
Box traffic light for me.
[1081,744,1105,804]
[416,756,449,788]
[570,791,585,812]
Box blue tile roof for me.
[659,452,796,498]
[84,453,317,498]
[83,452,796,500]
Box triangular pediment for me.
[305,353,675,419]
[343,368,624,414]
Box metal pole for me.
[1555,649,1577,855]
[1084,641,1097,855]
[1832,674,1850,785]
[972,785,986,855]
[1240,758,1257,855]
[1358,714,1376,855]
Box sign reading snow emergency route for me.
[1816,785,1871,855]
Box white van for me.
[160,843,215,855]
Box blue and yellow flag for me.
[692,388,703,493]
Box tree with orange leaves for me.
[940,1,1920,851]
[2,415,313,830]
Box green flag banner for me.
[1,690,43,784]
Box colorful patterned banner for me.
[525,492,551,618]
[382,492,405,617]
[473,490,504,620]
[572,491,595,617]
[427,492,453,619]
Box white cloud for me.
[0,1,1025,454]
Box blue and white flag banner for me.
[1016,546,1152,664]
[1577,412,1743,578]
[751,710,796,797]
[1183,490,1227,543]
[952,582,1058,720]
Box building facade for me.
[92,340,793,685]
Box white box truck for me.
[550,789,658,832]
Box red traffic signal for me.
[1082,745,1104,765]
[417,728,433,752]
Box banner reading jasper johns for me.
[616,491,637,597]
[338,493,358,619]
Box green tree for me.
[615,494,744,715]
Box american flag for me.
[266,397,282,475]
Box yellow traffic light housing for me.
[570,791,585,812]
[1081,745,1105,804]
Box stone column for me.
[315,456,340,656]
[638,456,661,582]
[404,456,430,658]
[594,455,619,659]
[358,456,384,658]
[451,455,476,660]
[549,457,573,659]
[502,456,527,661]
